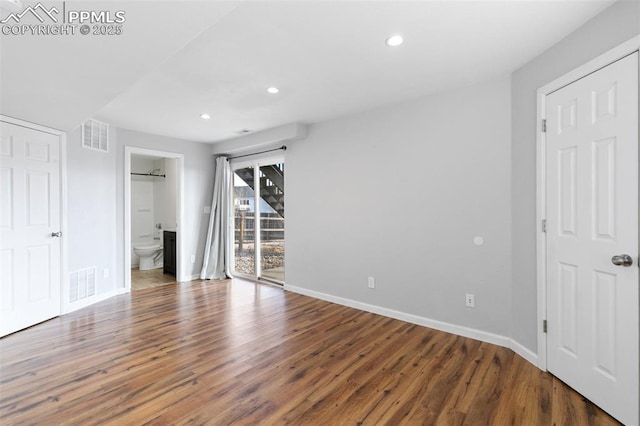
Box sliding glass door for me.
[231,159,284,284]
[258,163,284,281]
[232,167,256,276]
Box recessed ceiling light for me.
[267,87,279,94]
[200,113,211,120]
[385,35,403,47]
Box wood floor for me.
[0,279,619,425]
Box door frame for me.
[0,115,68,315]
[535,35,640,371]
[228,154,285,284]
[124,146,185,290]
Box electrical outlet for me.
[465,293,475,308]
[191,254,196,264]
[368,277,375,289]
[103,268,109,279]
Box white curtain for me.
[200,156,231,280]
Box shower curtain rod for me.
[131,172,166,178]
[226,145,287,161]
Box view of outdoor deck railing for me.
[233,213,285,278]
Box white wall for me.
[115,128,215,286]
[286,76,512,338]
[153,158,178,232]
[130,156,156,267]
[131,157,155,242]
[66,127,117,296]
[510,0,640,352]
[131,179,155,264]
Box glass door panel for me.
[259,163,284,282]
[233,168,255,275]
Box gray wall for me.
[510,0,640,351]
[67,127,117,295]
[114,128,215,288]
[286,76,512,337]
[66,126,214,297]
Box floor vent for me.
[82,119,109,152]
[69,267,97,303]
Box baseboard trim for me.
[63,287,128,315]
[284,284,538,366]
[509,338,538,366]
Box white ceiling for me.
[1,0,615,143]
[0,1,241,131]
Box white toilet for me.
[133,244,162,270]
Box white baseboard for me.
[284,283,538,367]
[509,338,538,366]
[63,287,128,315]
[172,274,201,283]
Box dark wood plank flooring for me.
[0,279,619,425]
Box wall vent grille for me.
[82,119,109,152]
[69,267,97,303]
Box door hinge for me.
[542,219,547,233]
[543,320,547,333]
[542,119,547,133]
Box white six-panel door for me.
[546,52,639,425]
[0,120,62,336]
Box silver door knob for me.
[51,231,62,237]
[611,254,633,267]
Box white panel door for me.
[0,121,61,336]
[546,53,638,425]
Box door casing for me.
[536,35,640,371]
[124,146,185,289]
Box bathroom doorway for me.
[124,147,184,291]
